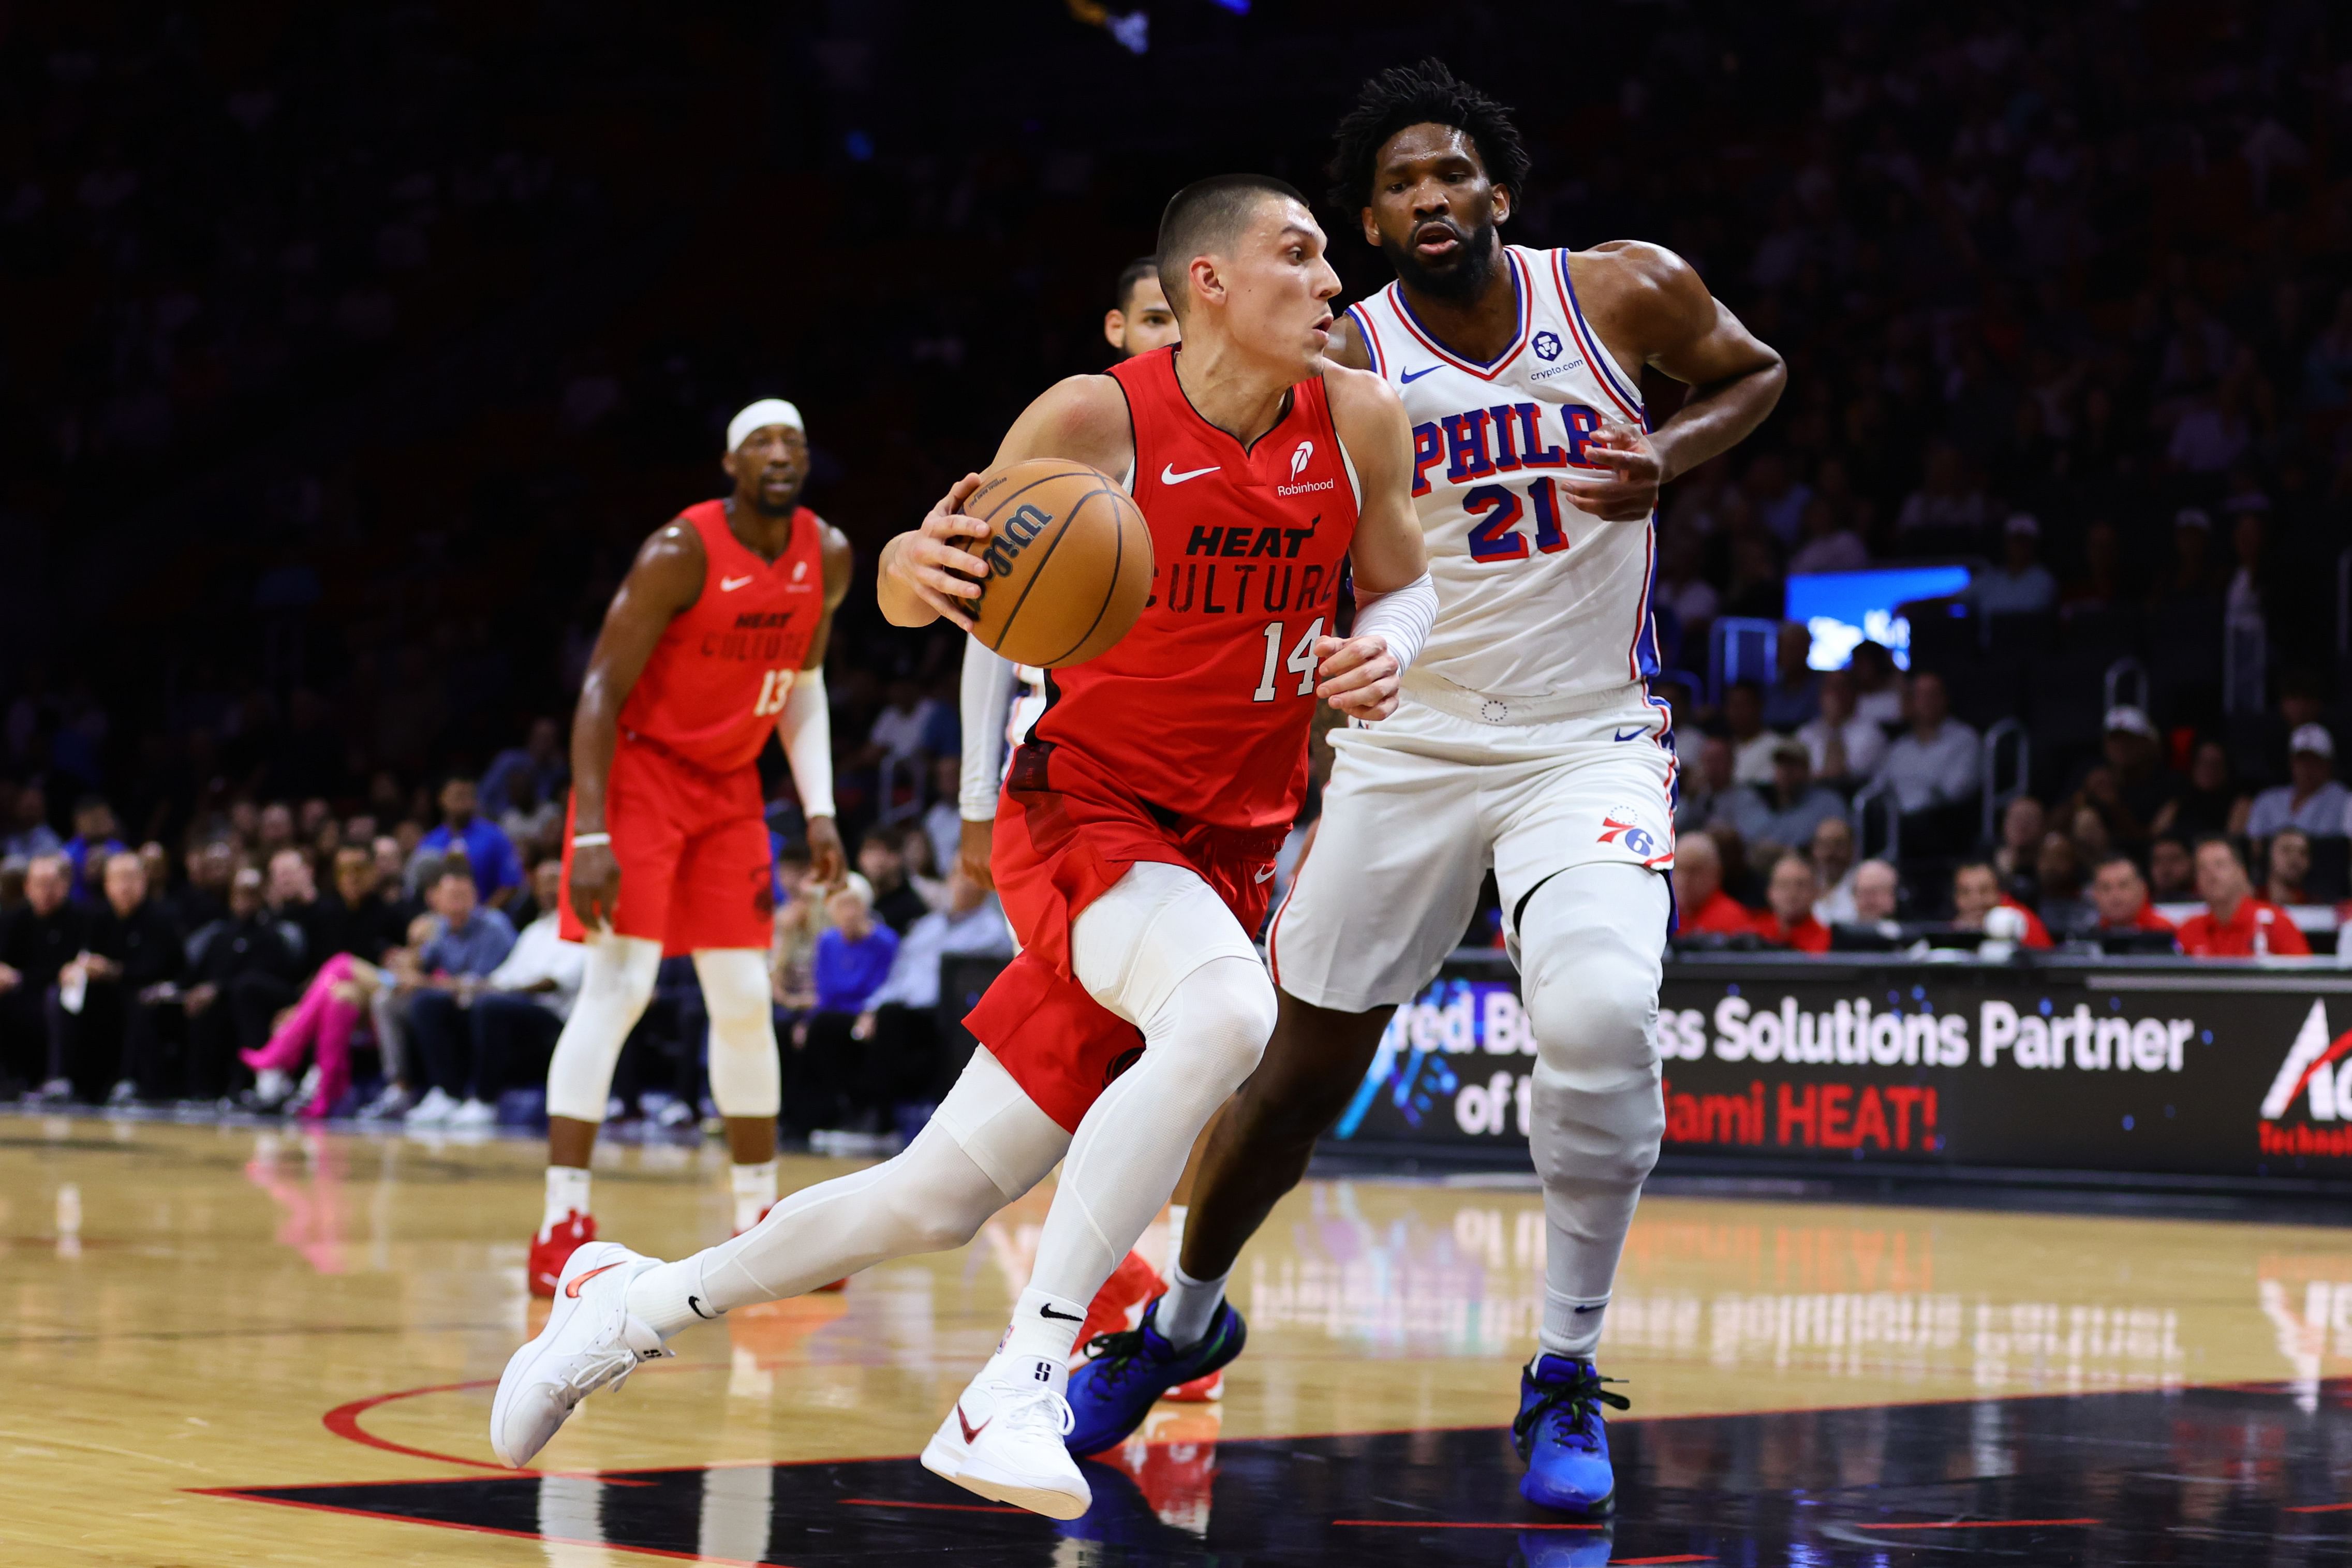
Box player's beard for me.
[1382,215,1501,301]
[750,480,801,517]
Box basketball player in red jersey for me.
[957,255,1212,1396]
[491,176,1436,1520]
[523,399,850,1297]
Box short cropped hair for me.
[1114,255,1159,312]
[1327,57,1532,215]
[1156,174,1309,316]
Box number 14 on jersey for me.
[1252,617,1325,702]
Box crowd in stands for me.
[0,703,1008,1131]
[1668,632,2349,959]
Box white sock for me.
[1540,1291,1608,1360]
[1164,1201,1188,1269]
[626,1257,714,1340]
[731,1159,778,1233]
[543,1165,590,1232]
[1002,1285,1089,1367]
[1158,1262,1229,1349]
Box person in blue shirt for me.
[791,878,900,1136]
[62,796,126,900]
[398,865,519,1127]
[412,776,523,909]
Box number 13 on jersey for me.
[753,667,795,717]
[1252,617,1325,702]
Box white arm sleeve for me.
[1350,571,1438,676]
[778,669,835,821]
[959,638,1016,821]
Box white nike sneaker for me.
[448,1097,497,1128]
[489,1241,672,1467]
[920,1352,1092,1520]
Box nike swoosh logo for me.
[1254,866,1277,883]
[1161,464,1219,485]
[1039,1303,1084,1322]
[1613,727,1648,742]
[564,1261,624,1299]
[956,1403,990,1444]
[719,574,756,591]
[1400,366,1439,383]
[1573,1303,1606,1313]
[688,1295,715,1320]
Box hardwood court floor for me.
[6,1114,2352,1565]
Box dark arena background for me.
[12,4,2352,1566]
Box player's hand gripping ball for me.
[945,459,1154,668]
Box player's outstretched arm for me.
[1316,365,1432,723]
[568,522,706,928]
[775,521,854,884]
[878,375,1135,631]
[1562,241,1785,522]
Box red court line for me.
[322,1375,655,1481]
[1334,1519,1602,1530]
[1614,1557,1712,1564]
[1856,1518,2099,1530]
[185,1489,782,1566]
[2288,1501,2352,1513]
[840,1497,1024,1514]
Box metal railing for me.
[1980,718,2031,844]
[1850,774,1901,864]
[1708,617,1780,705]
[2224,616,2266,715]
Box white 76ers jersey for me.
[1347,244,1659,701]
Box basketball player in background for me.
[492,175,1435,1522]
[958,256,1218,1400]
[1066,62,1784,1515]
[525,400,851,1297]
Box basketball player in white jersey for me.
[1062,61,1784,1513]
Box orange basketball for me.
[959,458,1153,668]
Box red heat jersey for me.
[1030,347,1360,830]
[618,499,827,774]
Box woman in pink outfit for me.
[240,953,386,1119]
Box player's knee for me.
[1529,1060,1664,1193]
[1520,874,1664,1093]
[583,937,661,1015]
[1174,956,1277,1088]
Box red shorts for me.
[559,734,773,957]
[964,741,1285,1133]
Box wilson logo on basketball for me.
[980,503,1053,581]
[2258,1001,2352,1157]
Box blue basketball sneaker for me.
[1512,1354,1628,1513]
[1063,1297,1247,1456]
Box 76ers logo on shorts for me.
[1598,804,1667,865]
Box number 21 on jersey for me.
[1252,617,1325,702]
[1466,476,1570,564]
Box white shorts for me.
[1267,682,1678,1013]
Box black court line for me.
[195,1379,2352,1565]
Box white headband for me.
[728,398,805,452]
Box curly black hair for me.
[1326,58,1531,217]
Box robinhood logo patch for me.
[2258,1000,2352,1156]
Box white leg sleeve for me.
[1519,862,1669,1358]
[369,986,408,1085]
[544,933,661,1123]
[684,1046,1067,1313]
[693,948,780,1119]
[1026,862,1275,1308]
